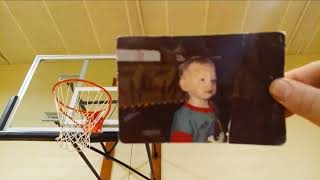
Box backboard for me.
[0,54,119,142]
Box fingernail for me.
[270,79,291,101]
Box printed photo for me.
[117,33,286,145]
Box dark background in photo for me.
[117,32,286,145]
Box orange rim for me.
[52,78,113,124]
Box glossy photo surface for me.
[117,33,286,145]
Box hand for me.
[269,61,320,126]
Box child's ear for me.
[179,77,189,92]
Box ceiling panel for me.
[279,1,306,48]
[140,1,167,36]
[84,1,130,53]
[206,1,247,34]
[124,0,143,36]
[0,61,7,65]
[244,1,289,32]
[288,1,320,54]
[300,1,320,54]
[305,24,320,54]
[45,1,99,54]
[168,1,207,35]
[0,53,8,65]
[5,1,67,55]
[0,1,35,64]
[0,0,319,65]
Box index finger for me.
[285,61,320,88]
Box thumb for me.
[269,78,320,126]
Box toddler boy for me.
[171,57,220,142]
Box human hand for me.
[269,61,320,126]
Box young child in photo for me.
[170,57,220,142]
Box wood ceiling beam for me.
[3,1,37,55]
[83,0,103,53]
[287,0,310,54]
[42,0,70,54]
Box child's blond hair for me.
[178,56,215,78]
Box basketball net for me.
[52,79,112,151]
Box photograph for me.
[117,32,286,145]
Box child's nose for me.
[206,81,213,88]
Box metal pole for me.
[89,146,150,180]
[73,143,102,180]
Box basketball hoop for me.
[52,79,112,150]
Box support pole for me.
[73,143,102,180]
[100,142,117,180]
[152,144,161,180]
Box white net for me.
[52,79,112,151]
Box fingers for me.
[285,61,320,88]
[274,61,320,119]
[269,78,320,126]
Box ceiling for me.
[0,0,319,64]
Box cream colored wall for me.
[0,64,29,111]
[285,54,320,70]
[0,55,320,180]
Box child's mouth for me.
[206,90,213,94]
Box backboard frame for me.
[0,54,118,142]
[0,54,158,180]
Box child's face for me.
[180,62,217,100]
